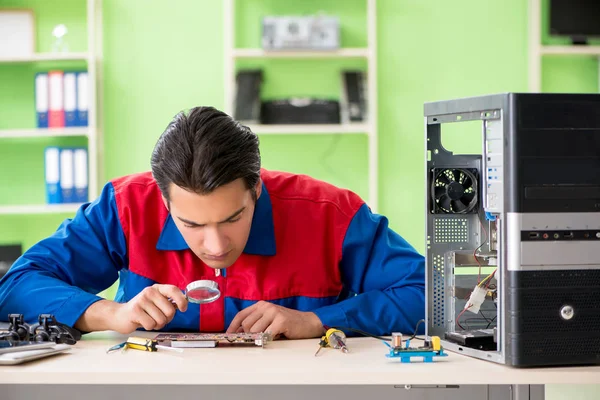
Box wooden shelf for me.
[0,128,89,139]
[540,46,600,56]
[0,52,89,63]
[0,203,83,215]
[247,123,370,134]
[232,48,370,59]
[224,0,378,210]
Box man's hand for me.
[112,284,188,333]
[226,301,324,339]
[75,284,188,334]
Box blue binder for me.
[64,72,78,127]
[76,71,88,127]
[59,148,76,203]
[73,148,88,203]
[44,147,61,204]
[35,73,49,128]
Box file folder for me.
[63,72,77,127]
[76,72,88,127]
[44,147,61,204]
[73,148,88,203]
[48,70,64,128]
[59,148,75,203]
[35,73,48,128]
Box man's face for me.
[165,178,260,269]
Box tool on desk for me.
[319,319,446,363]
[314,327,349,356]
[183,280,222,304]
[384,334,447,363]
[0,313,81,344]
[106,337,183,354]
[106,341,127,354]
[167,280,221,306]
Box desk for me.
[1,332,599,400]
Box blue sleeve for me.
[313,203,425,336]
[0,183,128,327]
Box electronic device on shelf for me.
[262,15,339,50]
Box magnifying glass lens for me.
[185,280,221,304]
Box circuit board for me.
[153,332,271,347]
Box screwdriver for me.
[107,337,183,353]
[314,328,349,356]
[126,336,183,353]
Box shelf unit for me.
[0,203,82,215]
[0,0,102,215]
[0,128,89,139]
[223,0,378,211]
[0,52,89,63]
[232,48,370,59]
[528,0,600,91]
[247,123,369,135]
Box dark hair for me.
[151,106,261,202]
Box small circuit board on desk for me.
[385,335,447,363]
[153,332,271,348]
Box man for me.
[0,107,424,339]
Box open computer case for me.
[425,93,600,367]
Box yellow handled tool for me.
[314,328,349,356]
[126,336,158,352]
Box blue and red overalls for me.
[0,169,425,335]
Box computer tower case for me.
[425,93,600,367]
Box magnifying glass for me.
[184,280,221,304]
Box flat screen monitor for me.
[550,0,600,44]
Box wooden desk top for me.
[1,331,599,385]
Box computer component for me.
[431,168,478,214]
[262,15,339,50]
[260,99,340,124]
[445,329,496,351]
[425,93,600,367]
[154,332,271,348]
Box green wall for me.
[1,2,599,396]
[2,0,598,250]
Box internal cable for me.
[478,268,497,288]
[474,219,489,283]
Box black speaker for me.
[342,71,367,122]
[234,70,263,123]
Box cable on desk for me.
[330,319,426,343]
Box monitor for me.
[549,0,600,44]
